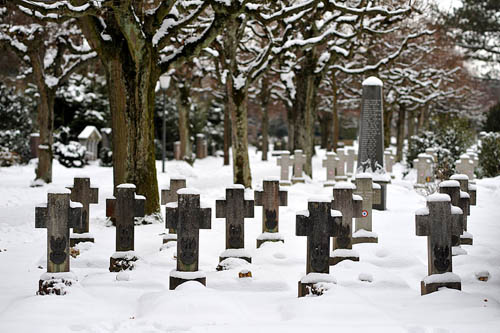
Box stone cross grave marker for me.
[106,184,146,272]
[276,151,294,186]
[353,174,381,244]
[450,174,476,245]
[455,154,475,180]
[345,148,357,176]
[161,177,187,241]
[357,77,384,174]
[254,178,288,247]
[415,193,463,295]
[335,148,348,181]
[384,149,395,175]
[296,198,342,297]
[292,150,306,184]
[466,149,479,169]
[67,177,98,246]
[330,182,363,265]
[439,180,470,254]
[322,152,339,186]
[425,148,438,163]
[166,189,211,289]
[216,185,254,263]
[414,153,434,186]
[35,188,82,295]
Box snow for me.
[415,207,429,216]
[111,251,137,259]
[355,172,373,179]
[460,191,470,199]
[333,181,356,189]
[423,272,461,285]
[220,249,251,258]
[170,270,207,280]
[427,193,451,202]
[47,188,71,195]
[307,196,333,203]
[70,201,83,209]
[70,232,93,239]
[256,232,284,240]
[117,183,136,189]
[226,184,245,190]
[296,210,309,217]
[177,188,200,195]
[451,206,463,215]
[300,273,337,284]
[0,149,499,331]
[439,180,460,188]
[77,125,102,140]
[372,183,381,190]
[39,271,78,281]
[362,76,383,86]
[352,194,363,201]
[450,174,470,181]
[331,249,359,258]
[352,229,378,238]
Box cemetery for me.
[0,0,500,332]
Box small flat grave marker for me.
[67,177,98,246]
[255,179,288,247]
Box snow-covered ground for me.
[1,147,499,332]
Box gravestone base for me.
[460,232,473,245]
[219,249,252,264]
[70,232,95,247]
[335,176,348,182]
[162,233,178,244]
[279,181,292,187]
[38,272,77,296]
[109,251,138,272]
[421,280,461,295]
[256,232,284,248]
[329,249,359,265]
[323,181,336,187]
[373,179,390,211]
[291,177,305,184]
[169,271,206,290]
[352,229,378,244]
[298,273,336,297]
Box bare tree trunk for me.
[331,80,340,151]
[176,84,191,159]
[260,77,270,161]
[396,104,406,162]
[223,104,231,166]
[407,110,416,159]
[383,107,393,148]
[287,104,295,152]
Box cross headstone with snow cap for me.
[292,149,306,184]
[255,178,288,247]
[466,149,479,169]
[335,148,348,181]
[216,185,254,263]
[455,154,475,180]
[415,193,463,295]
[439,180,469,256]
[330,182,363,265]
[296,198,342,297]
[67,177,98,246]
[352,174,381,244]
[323,152,339,186]
[425,148,438,164]
[106,184,146,272]
[166,188,211,289]
[384,149,396,175]
[277,151,294,186]
[161,177,187,242]
[35,188,83,295]
[414,153,434,186]
[345,147,357,176]
[450,174,476,245]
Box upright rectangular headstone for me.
[322,152,339,187]
[415,193,462,295]
[357,77,384,174]
[353,174,381,244]
[276,151,294,186]
[254,178,288,247]
[296,198,342,297]
[35,188,82,295]
[292,150,306,184]
[216,185,254,263]
[330,182,363,265]
[67,177,99,246]
[106,184,146,272]
[166,189,211,289]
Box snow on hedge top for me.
[78,125,102,140]
[334,182,356,190]
[117,184,136,189]
[439,180,460,188]
[426,193,450,202]
[48,188,71,194]
[450,174,469,180]
[177,188,200,195]
[362,76,383,86]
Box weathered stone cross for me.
[455,154,475,180]
[166,189,211,289]
[353,174,381,244]
[414,153,434,185]
[450,174,476,245]
[345,148,357,176]
[415,193,463,295]
[296,199,342,297]
[384,149,395,174]
[106,184,146,272]
[330,182,363,265]
[335,148,348,181]
[35,188,82,295]
[161,176,187,240]
[216,185,254,263]
[254,178,288,247]
[292,150,306,183]
[67,177,98,246]
[439,180,470,254]
[322,152,339,186]
[276,151,294,185]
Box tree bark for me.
[331,79,340,151]
[176,84,191,159]
[223,102,231,166]
[396,104,406,162]
[260,77,270,161]
[383,107,393,148]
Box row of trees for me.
[0,1,497,218]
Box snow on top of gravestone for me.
[101,127,111,135]
[372,173,391,182]
[426,193,450,202]
[460,191,470,199]
[331,209,342,217]
[459,153,471,159]
[74,175,90,179]
[48,188,72,194]
[308,196,333,203]
[334,181,356,189]
[423,272,461,285]
[166,202,178,208]
[177,188,200,195]
[352,194,363,201]
[70,201,83,208]
[220,248,251,258]
[300,272,337,284]
[30,133,40,137]
[439,180,460,188]
[417,153,433,159]
[355,173,373,179]
[451,206,463,215]
[296,210,309,217]
[362,76,383,86]
[264,176,280,182]
[372,183,381,190]
[353,229,378,238]
[227,184,245,190]
[415,207,429,216]
[196,133,205,138]
[326,152,337,156]
[170,175,187,180]
[294,149,303,153]
[117,183,136,189]
[469,184,477,190]
[450,174,469,180]
[78,125,102,140]
[135,194,146,200]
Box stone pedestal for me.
[38,272,77,296]
[109,251,138,272]
[421,279,461,296]
[372,178,390,211]
[170,274,206,290]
